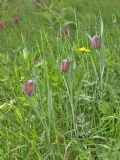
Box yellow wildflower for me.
[77,47,91,53]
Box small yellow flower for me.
[77,47,91,53]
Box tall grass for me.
[0,0,120,159]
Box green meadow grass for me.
[0,0,120,159]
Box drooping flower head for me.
[61,59,70,73]
[92,35,101,49]
[0,23,7,30]
[22,80,36,97]
[14,16,20,25]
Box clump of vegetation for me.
[0,0,120,159]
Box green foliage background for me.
[0,0,120,159]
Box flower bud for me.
[14,16,20,25]
[92,35,101,49]
[0,23,7,29]
[61,59,70,73]
[22,80,36,97]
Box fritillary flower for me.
[22,80,36,97]
[92,35,101,49]
[14,16,20,25]
[61,59,70,73]
[0,23,7,30]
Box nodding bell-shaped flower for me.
[61,59,70,73]
[14,16,20,25]
[22,80,36,97]
[0,23,7,30]
[92,35,101,49]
